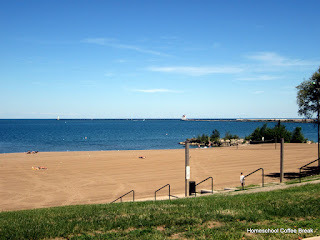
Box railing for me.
[245,168,264,187]
[155,184,171,201]
[195,177,213,197]
[111,190,135,203]
[299,159,319,183]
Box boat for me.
[57,116,60,121]
[181,115,187,121]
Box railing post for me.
[155,184,171,201]
[262,168,264,187]
[299,168,302,183]
[133,190,135,202]
[211,177,213,193]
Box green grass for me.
[285,174,320,185]
[234,184,261,191]
[0,184,319,240]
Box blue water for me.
[0,119,317,153]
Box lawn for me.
[0,183,319,239]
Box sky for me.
[1,0,320,119]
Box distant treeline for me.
[187,129,240,146]
[187,122,307,146]
[245,122,307,143]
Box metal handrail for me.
[111,190,135,203]
[299,158,319,183]
[195,177,213,197]
[245,168,264,187]
[155,184,170,201]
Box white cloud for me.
[83,38,170,56]
[246,52,317,67]
[104,73,114,77]
[114,59,128,63]
[148,66,243,76]
[132,89,181,93]
[237,75,281,81]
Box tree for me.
[273,122,292,143]
[210,129,220,142]
[291,127,306,143]
[248,122,292,142]
[296,67,320,118]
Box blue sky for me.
[1,0,319,119]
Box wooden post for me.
[185,141,190,197]
[280,138,284,183]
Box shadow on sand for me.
[265,166,319,180]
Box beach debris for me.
[32,166,47,170]
[139,156,146,159]
[26,151,39,154]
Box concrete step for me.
[200,189,218,194]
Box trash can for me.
[189,181,196,196]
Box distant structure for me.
[181,115,187,121]
[57,116,60,121]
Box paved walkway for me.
[224,179,320,196]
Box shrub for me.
[291,127,306,143]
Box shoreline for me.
[0,147,186,155]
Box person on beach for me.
[240,172,245,190]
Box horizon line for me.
[0,117,310,120]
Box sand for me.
[0,143,318,211]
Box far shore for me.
[0,143,317,211]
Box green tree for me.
[273,122,292,143]
[224,131,232,140]
[248,122,292,142]
[250,126,262,141]
[210,129,220,143]
[291,127,306,143]
[296,67,320,118]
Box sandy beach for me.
[0,143,318,211]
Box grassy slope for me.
[0,183,319,240]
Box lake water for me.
[0,119,317,153]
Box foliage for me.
[197,134,209,145]
[223,131,239,140]
[273,121,292,142]
[0,184,319,239]
[296,66,320,118]
[210,129,220,143]
[248,122,293,143]
[291,126,307,143]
